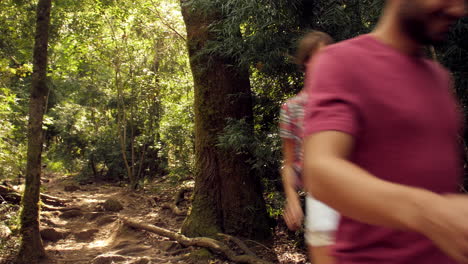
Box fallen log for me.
[0,185,21,204]
[122,218,272,264]
[0,185,69,207]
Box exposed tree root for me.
[218,233,256,257]
[41,204,80,212]
[121,218,272,264]
[244,240,275,254]
[162,186,192,216]
[174,186,192,204]
[169,252,191,261]
[161,203,185,215]
[41,193,71,204]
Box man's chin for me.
[429,32,449,45]
[418,30,450,46]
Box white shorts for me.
[304,195,339,246]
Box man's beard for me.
[398,3,446,46]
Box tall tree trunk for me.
[16,0,52,262]
[180,0,270,239]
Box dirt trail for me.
[40,174,198,264]
[38,174,307,264]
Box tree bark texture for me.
[16,0,52,263]
[180,0,270,239]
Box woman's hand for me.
[284,195,304,231]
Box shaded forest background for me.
[0,0,467,262]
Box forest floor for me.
[1,173,309,264]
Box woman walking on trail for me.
[280,31,338,264]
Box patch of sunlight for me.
[88,239,109,248]
[80,198,101,203]
[47,242,85,251]
[147,212,159,218]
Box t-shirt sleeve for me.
[303,49,362,138]
[279,103,295,139]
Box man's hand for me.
[416,194,468,264]
[283,196,304,231]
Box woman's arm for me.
[282,138,303,230]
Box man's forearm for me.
[304,156,439,232]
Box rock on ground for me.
[64,185,80,192]
[103,198,123,212]
[40,228,67,242]
[74,229,99,241]
[0,224,11,239]
[60,209,83,219]
[96,215,118,226]
[92,254,128,264]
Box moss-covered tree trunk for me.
[180,0,270,239]
[15,0,52,263]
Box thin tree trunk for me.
[105,14,134,187]
[16,0,52,262]
[136,144,147,181]
[119,115,132,183]
[180,0,270,239]
[130,120,136,189]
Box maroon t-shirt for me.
[304,35,462,264]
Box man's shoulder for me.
[309,35,371,82]
[318,35,370,61]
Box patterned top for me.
[279,92,308,187]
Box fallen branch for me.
[122,218,272,264]
[0,185,69,207]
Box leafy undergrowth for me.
[0,201,20,264]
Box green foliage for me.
[218,117,286,219]
[0,203,20,233]
[0,203,20,260]
[0,0,466,207]
[217,118,282,187]
[0,1,34,181]
[4,0,193,187]
[0,0,196,188]
[0,87,27,180]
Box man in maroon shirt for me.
[303,0,467,264]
